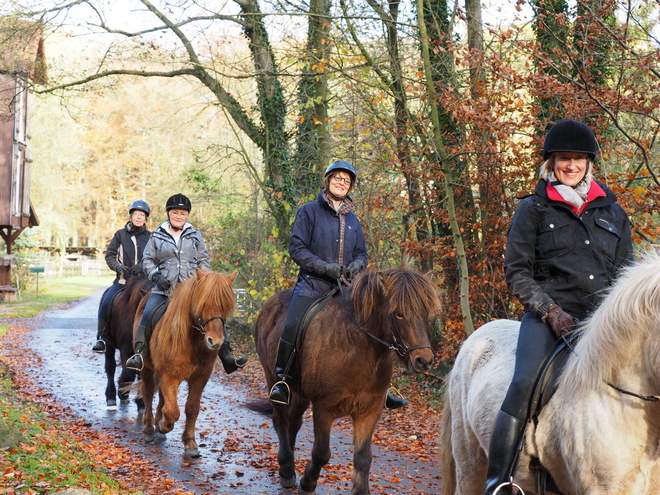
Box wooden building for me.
[0,19,46,293]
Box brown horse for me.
[136,267,237,457]
[252,266,440,495]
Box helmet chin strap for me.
[168,219,184,232]
[326,189,346,202]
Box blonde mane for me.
[561,251,660,391]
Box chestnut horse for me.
[136,268,237,457]
[252,266,440,495]
[441,253,660,494]
[102,275,150,412]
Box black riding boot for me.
[269,339,297,406]
[92,318,108,353]
[218,339,248,374]
[385,392,408,410]
[483,410,526,495]
[126,324,148,372]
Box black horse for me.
[101,276,151,411]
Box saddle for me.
[145,299,169,342]
[294,287,340,349]
[527,332,580,495]
[102,286,125,322]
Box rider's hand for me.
[116,265,130,276]
[130,263,144,276]
[323,263,342,280]
[544,304,575,338]
[152,272,172,291]
[345,260,364,280]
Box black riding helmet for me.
[542,120,598,160]
[324,160,357,183]
[166,193,192,212]
[129,199,150,217]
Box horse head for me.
[352,267,440,373]
[186,268,238,350]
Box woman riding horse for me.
[484,120,633,494]
[93,199,151,353]
[268,160,406,410]
[125,193,247,374]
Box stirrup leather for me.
[269,380,291,406]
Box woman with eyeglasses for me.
[126,193,247,374]
[268,161,405,410]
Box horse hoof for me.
[144,433,155,443]
[184,447,200,458]
[106,399,117,409]
[120,398,130,405]
[298,487,315,495]
[280,475,297,489]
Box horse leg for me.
[272,398,308,488]
[181,374,211,458]
[104,345,117,408]
[140,369,157,442]
[156,374,181,435]
[299,408,334,495]
[117,366,136,403]
[350,406,383,495]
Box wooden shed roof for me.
[0,18,47,85]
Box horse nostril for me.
[415,356,430,372]
[206,337,216,348]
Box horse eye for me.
[394,312,404,319]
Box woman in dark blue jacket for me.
[483,120,634,495]
[269,161,406,410]
[92,200,151,353]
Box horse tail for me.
[440,373,457,495]
[244,398,273,418]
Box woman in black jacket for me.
[268,161,406,411]
[92,200,151,353]
[483,120,634,495]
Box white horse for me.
[441,252,660,495]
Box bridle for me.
[192,315,226,336]
[345,301,431,358]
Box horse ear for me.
[227,271,238,283]
[195,267,205,278]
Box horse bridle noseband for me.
[192,315,227,337]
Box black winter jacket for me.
[105,222,151,284]
[504,179,633,321]
[289,190,368,298]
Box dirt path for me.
[1,289,442,494]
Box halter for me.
[192,315,226,336]
[345,301,431,358]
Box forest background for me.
[2,0,660,371]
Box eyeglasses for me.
[169,211,188,218]
[331,175,351,186]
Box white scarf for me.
[549,176,591,211]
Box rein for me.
[192,315,226,336]
[605,381,660,402]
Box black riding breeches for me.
[137,292,168,331]
[281,294,317,345]
[98,282,125,321]
[500,312,558,421]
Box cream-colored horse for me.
[441,253,660,494]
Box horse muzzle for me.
[408,348,434,373]
[205,336,222,350]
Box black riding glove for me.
[152,272,172,291]
[323,263,342,280]
[116,265,130,276]
[345,260,364,280]
[130,263,144,276]
[544,304,575,338]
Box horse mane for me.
[352,262,441,325]
[158,269,237,353]
[561,251,660,391]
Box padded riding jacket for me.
[142,221,210,296]
[504,179,633,321]
[105,222,151,284]
[289,190,368,298]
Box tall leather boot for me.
[268,339,297,406]
[385,392,408,410]
[92,318,108,353]
[126,324,148,372]
[483,410,526,495]
[218,339,248,374]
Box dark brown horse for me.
[136,268,237,457]
[252,266,440,495]
[102,275,151,411]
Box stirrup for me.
[92,339,106,353]
[126,353,144,372]
[269,380,291,406]
[493,480,524,495]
